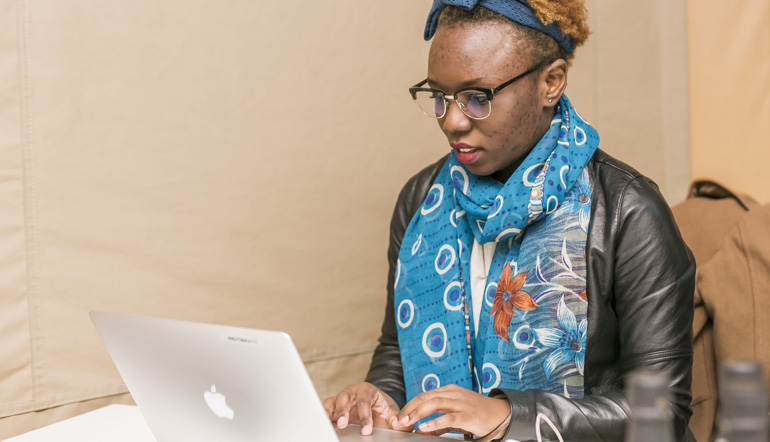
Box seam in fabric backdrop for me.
[18,0,45,407]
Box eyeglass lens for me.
[415,90,490,119]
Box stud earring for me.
[548,98,553,103]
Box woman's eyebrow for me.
[426,76,490,91]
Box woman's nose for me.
[440,100,472,134]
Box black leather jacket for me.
[365,149,695,442]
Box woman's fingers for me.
[330,389,355,427]
[323,396,334,416]
[396,390,455,427]
[393,385,510,437]
[369,395,396,424]
[332,384,509,437]
[416,412,460,434]
[396,386,461,426]
[355,396,374,435]
[325,382,406,435]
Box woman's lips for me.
[451,143,482,165]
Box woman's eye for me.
[470,93,489,105]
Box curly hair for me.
[437,2,590,65]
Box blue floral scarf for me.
[394,96,599,406]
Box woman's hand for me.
[322,382,404,436]
[390,384,511,437]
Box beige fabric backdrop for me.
[568,0,691,204]
[0,0,691,438]
[687,0,770,204]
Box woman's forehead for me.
[427,24,531,86]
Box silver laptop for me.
[90,311,444,442]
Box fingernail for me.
[401,416,409,425]
[363,425,372,436]
[337,416,347,427]
[419,423,429,431]
[390,417,397,427]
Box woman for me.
[324,1,695,441]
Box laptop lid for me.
[91,311,340,442]
[90,311,445,442]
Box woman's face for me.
[428,22,554,182]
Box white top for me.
[469,239,496,337]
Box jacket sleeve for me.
[364,157,447,409]
[495,176,696,442]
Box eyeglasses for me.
[408,61,546,120]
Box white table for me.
[7,405,156,442]
[7,404,473,442]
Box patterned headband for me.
[424,0,575,54]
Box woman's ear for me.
[542,59,568,107]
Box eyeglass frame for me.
[408,59,550,120]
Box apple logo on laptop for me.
[204,385,234,420]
